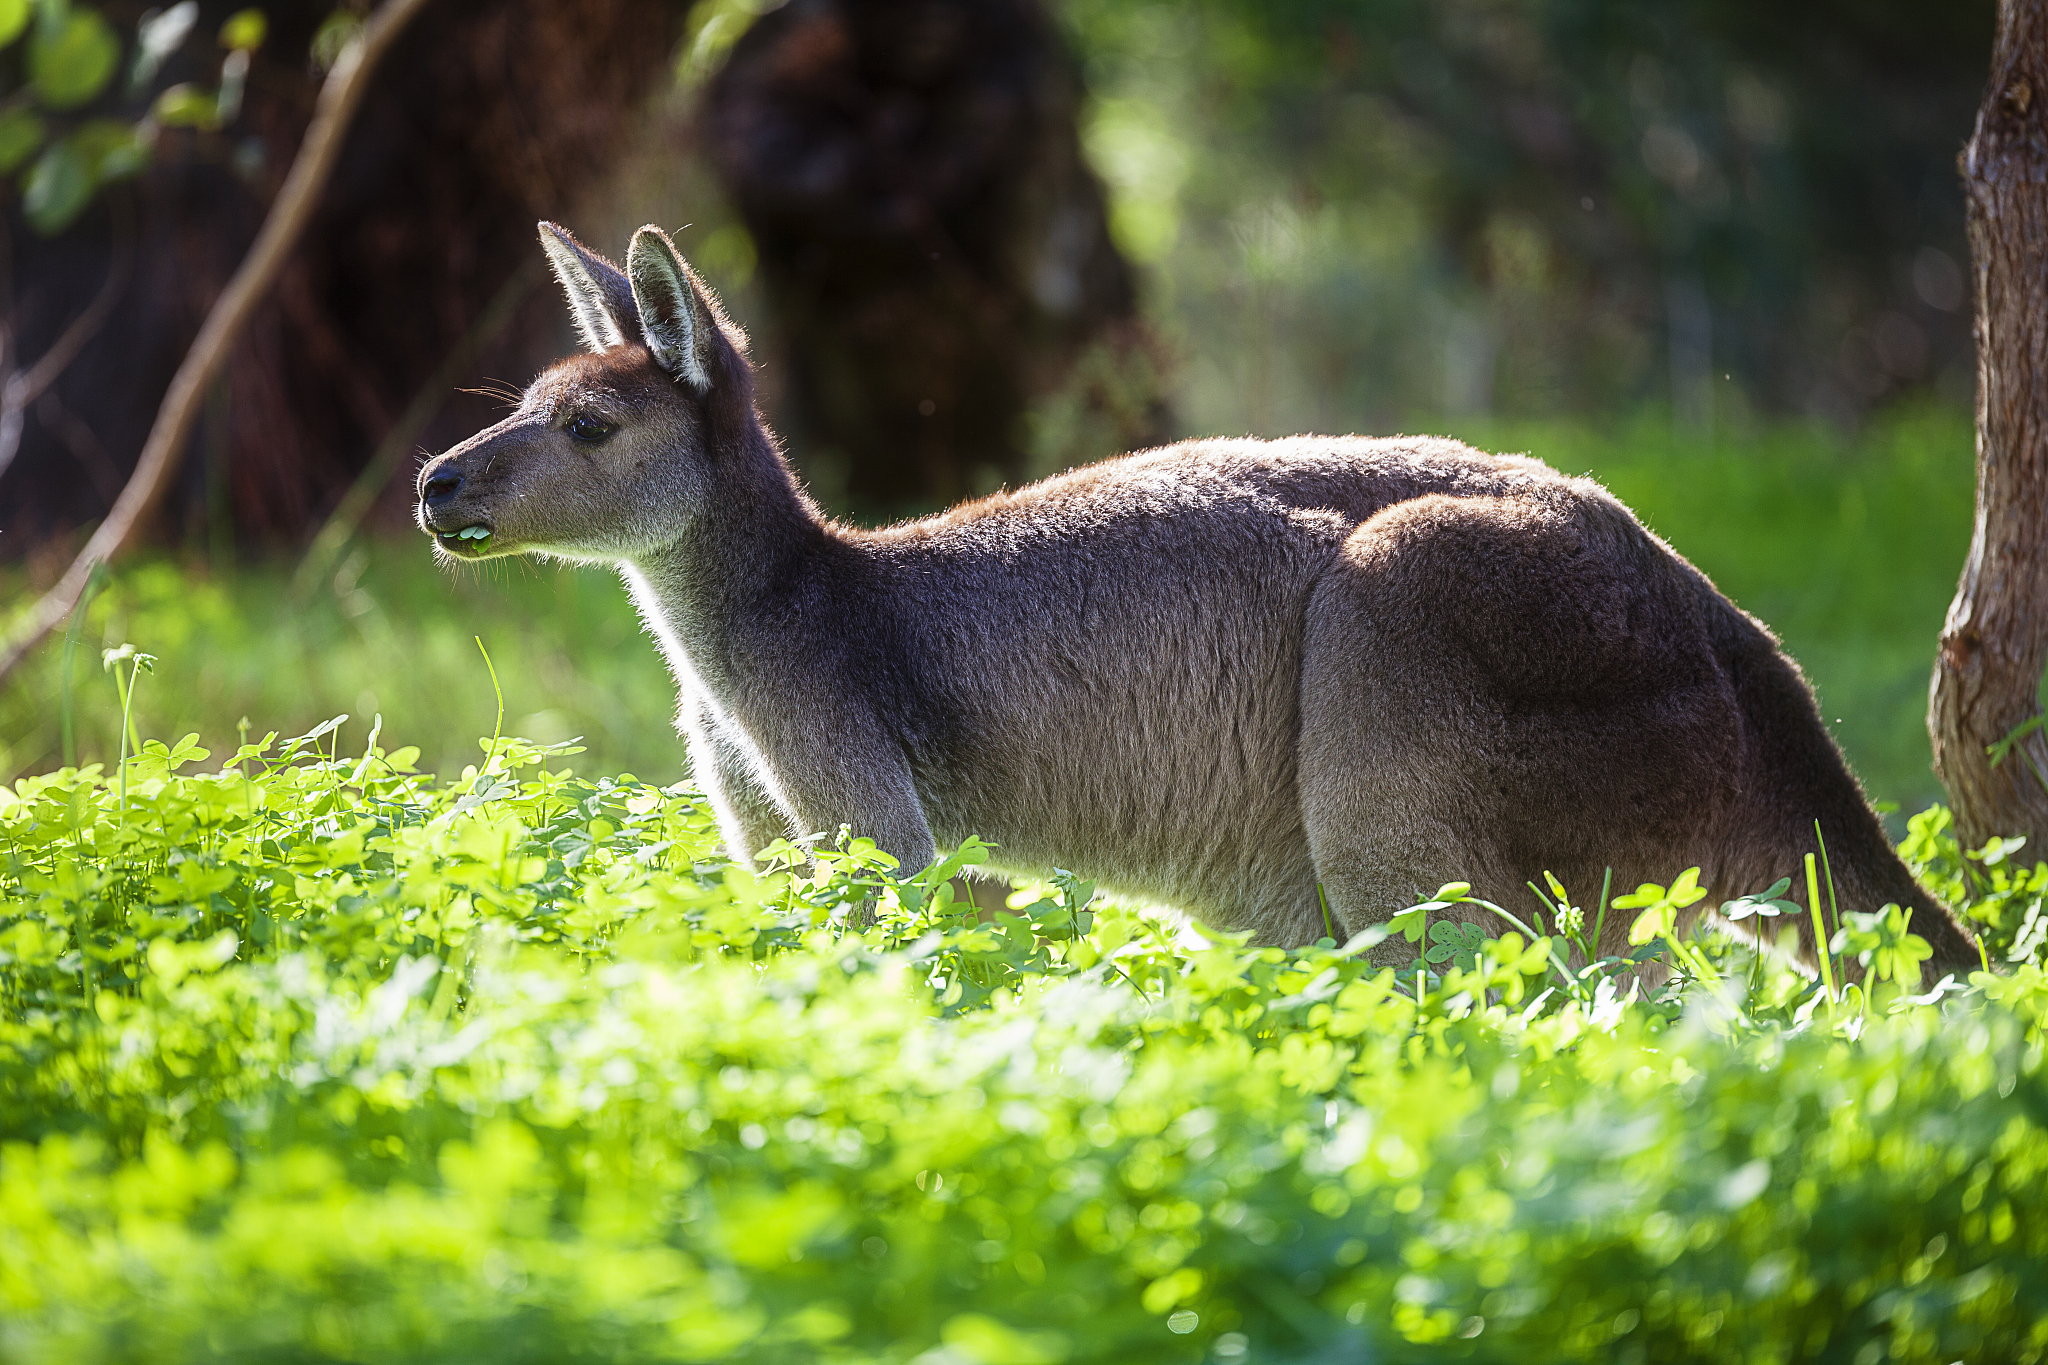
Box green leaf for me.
[1987,713,2045,767]
[0,107,45,174]
[289,713,350,746]
[30,6,119,110]
[1626,897,1676,946]
[218,7,264,51]
[154,82,220,129]
[1389,901,1428,944]
[23,140,91,234]
[1611,881,1666,912]
[165,733,211,771]
[1834,903,1936,988]
[69,118,145,179]
[1721,877,1798,923]
[1971,834,2028,868]
[1424,919,1485,971]
[0,0,29,49]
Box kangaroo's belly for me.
[907,533,1331,935]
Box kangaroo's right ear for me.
[626,224,718,392]
[538,221,638,352]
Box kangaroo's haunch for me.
[415,221,1981,977]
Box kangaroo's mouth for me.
[434,523,496,557]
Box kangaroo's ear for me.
[625,225,716,391]
[538,221,637,352]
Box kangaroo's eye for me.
[566,415,613,442]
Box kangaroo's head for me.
[416,222,756,564]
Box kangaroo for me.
[415,221,1981,978]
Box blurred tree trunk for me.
[1,0,685,562]
[702,0,1165,515]
[1931,0,2048,853]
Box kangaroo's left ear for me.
[625,225,718,392]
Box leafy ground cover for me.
[7,687,2048,1362]
[1,406,1974,808]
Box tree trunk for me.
[1931,0,2048,852]
[701,0,1165,517]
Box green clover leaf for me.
[1425,919,1486,973]
[1722,875,1800,923]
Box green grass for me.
[1,548,681,787]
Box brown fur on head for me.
[415,222,754,565]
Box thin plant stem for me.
[475,636,505,784]
[1805,853,1836,1004]
[122,658,143,757]
[111,660,135,815]
[1415,899,1429,989]
[1659,929,1720,988]
[1592,867,1613,959]
[1477,897,1584,998]
[1814,821,1844,989]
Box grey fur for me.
[416,224,1982,978]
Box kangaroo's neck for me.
[622,421,838,703]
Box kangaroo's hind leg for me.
[1296,491,1748,964]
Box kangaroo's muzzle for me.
[415,457,496,556]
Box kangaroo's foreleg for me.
[684,699,800,868]
[727,689,938,875]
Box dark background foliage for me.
[2,0,683,557]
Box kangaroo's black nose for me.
[423,470,463,507]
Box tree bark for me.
[702,0,1165,516]
[1931,0,2048,852]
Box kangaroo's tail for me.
[1713,602,1982,981]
